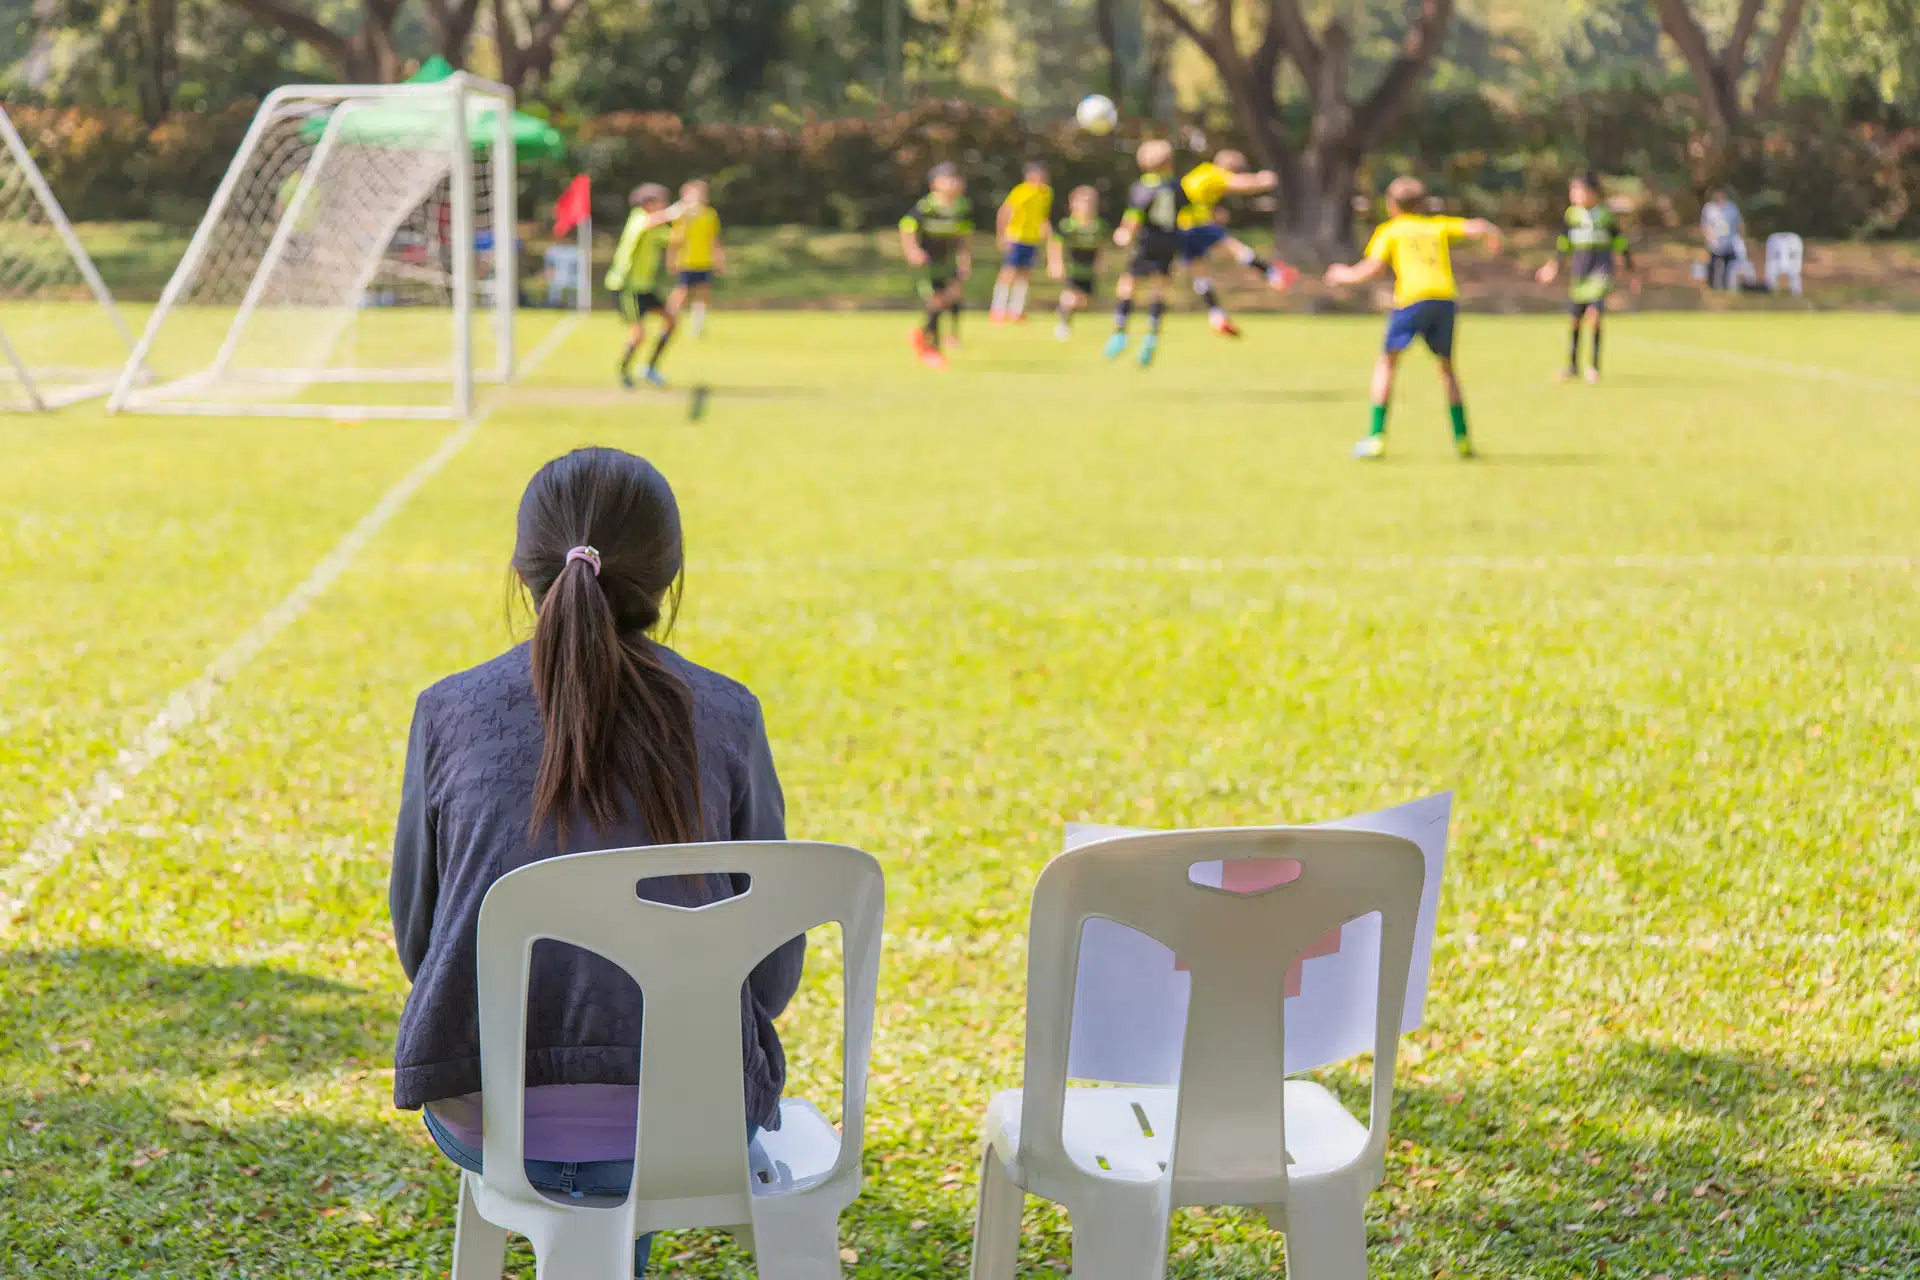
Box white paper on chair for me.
[1062,792,1450,1084]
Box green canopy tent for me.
[296,58,566,159]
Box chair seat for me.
[985,1081,1370,1190]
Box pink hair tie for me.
[565,545,602,576]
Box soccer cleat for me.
[920,347,949,370]
[1055,320,1072,341]
[989,309,1007,324]
[1209,310,1241,338]
[1455,436,1478,460]
[1558,367,1577,382]
[1351,436,1387,460]
[1137,333,1159,367]
[1267,262,1300,291]
[1012,312,1028,324]
[1103,331,1130,360]
[1584,367,1601,384]
[619,369,636,390]
[643,366,668,388]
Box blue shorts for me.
[1180,224,1229,262]
[678,269,712,287]
[1384,299,1457,358]
[1004,242,1039,270]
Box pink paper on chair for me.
[1179,859,1344,995]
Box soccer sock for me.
[1369,404,1388,438]
[922,308,942,342]
[1113,297,1133,331]
[1147,299,1166,332]
[990,280,1010,314]
[1196,279,1223,318]
[1568,323,1582,371]
[1057,296,1073,327]
[1448,402,1470,440]
[648,324,676,369]
[619,338,642,375]
[1591,323,1603,372]
[948,300,963,336]
[1010,279,1028,317]
[691,301,706,336]
[1231,244,1274,274]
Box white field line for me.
[1628,336,1920,399]
[0,317,581,924]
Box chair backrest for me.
[474,840,883,1223]
[1017,827,1424,1206]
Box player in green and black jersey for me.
[1104,139,1189,368]
[1535,172,1638,383]
[898,163,974,368]
[604,182,686,388]
[1048,185,1109,340]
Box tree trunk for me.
[131,0,179,125]
[1275,144,1357,261]
[1094,0,1124,103]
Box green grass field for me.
[2,310,1917,1279]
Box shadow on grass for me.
[0,946,394,1085]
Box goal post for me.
[110,73,518,421]
[0,107,137,411]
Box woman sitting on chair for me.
[388,446,801,1277]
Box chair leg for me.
[528,1224,635,1280]
[750,1200,844,1280]
[1280,1184,1367,1280]
[452,1176,508,1280]
[1065,1184,1169,1280]
[969,1147,1024,1280]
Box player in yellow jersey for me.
[667,179,724,338]
[604,183,688,388]
[991,162,1053,323]
[1178,151,1298,337]
[1323,176,1502,460]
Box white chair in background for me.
[969,827,1426,1280]
[1765,232,1805,296]
[544,242,585,308]
[454,841,884,1280]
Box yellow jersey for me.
[1001,181,1053,245]
[673,206,721,270]
[1179,161,1233,227]
[1364,214,1469,306]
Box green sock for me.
[1448,402,1469,440]
[1369,404,1387,437]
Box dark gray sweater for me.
[388,642,804,1131]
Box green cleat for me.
[1351,436,1386,461]
[1102,331,1129,360]
[1455,436,1477,460]
[1137,333,1159,367]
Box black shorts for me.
[1068,274,1097,298]
[917,271,957,300]
[1568,299,1609,319]
[1126,249,1177,278]
[618,289,665,322]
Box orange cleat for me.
[1267,262,1300,292]
[1209,312,1242,338]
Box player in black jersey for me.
[1048,185,1109,340]
[899,162,975,369]
[1104,140,1188,368]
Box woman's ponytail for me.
[517,450,701,847]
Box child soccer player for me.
[992,162,1053,323]
[899,163,974,369]
[1105,139,1187,368]
[604,183,685,388]
[1323,176,1502,460]
[668,179,724,338]
[1048,185,1108,340]
[1535,171,1637,382]
[1178,150,1298,336]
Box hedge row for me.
[8,95,1918,239]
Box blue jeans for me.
[423,1109,760,1279]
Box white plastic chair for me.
[454,841,884,1280]
[1764,232,1804,296]
[545,243,585,307]
[970,827,1425,1280]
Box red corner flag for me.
[553,174,591,237]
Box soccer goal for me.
[0,108,137,411]
[110,73,517,420]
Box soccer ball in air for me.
[1076,94,1119,136]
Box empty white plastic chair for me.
[970,827,1425,1280]
[1764,232,1804,296]
[545,243,585,307]
[454,841,884,1280]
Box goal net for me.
[0,108,137,411]
[111,74,517,420]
